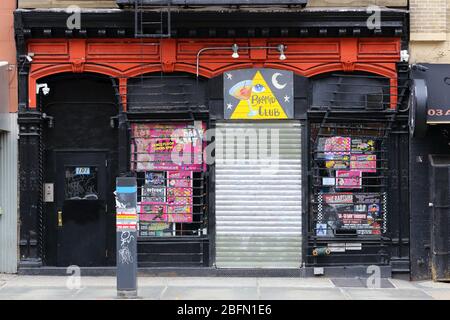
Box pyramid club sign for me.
[224,68,294,119]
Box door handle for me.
[57,210,63,227]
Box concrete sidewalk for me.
[0,275,449,300]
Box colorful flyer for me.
[142,185,166,203]
[351,138,375,153]
[131,122,205,172]
[116,208,138,231]
[139,203,167,222]
[336,170,362,189]
[324,136,351,160]
[139,222,173,237]
[350,154,377,173]
[338,213,368,225]
[145,172,165,186]
[325,157,350,169]
[323,193,353,204]
[167,171,193,223]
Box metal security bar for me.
[123,74,208,113]
[130,121,208,238]
[307,111,395,266]
[311,73,408,111]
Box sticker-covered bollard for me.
[115,177,138,298]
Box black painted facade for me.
[14,7,417,277]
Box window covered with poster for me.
[131,122,207,237]
[310,122,389,239]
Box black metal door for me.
[55,152,107,267]
[429,155,450,281]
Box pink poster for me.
[167,171,193,223]
[336,170,362,189]
[139,203,168,222]
[131,122,205,172]
[350,155,377,173]
[324,136,351,160]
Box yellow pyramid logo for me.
[231,71,288,119]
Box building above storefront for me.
[15,6,407,39]
[18,0,407,9]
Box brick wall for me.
[409,0,450,63]
[410,0,447,41]
[310,0,406,6]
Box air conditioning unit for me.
[117,0,308,6]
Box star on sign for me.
[227,103,233,110]
[284,95,291,103]
[226,73,233,80]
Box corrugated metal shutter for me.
[0,114,18,273]
[215,121,302,268]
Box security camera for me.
[400,50,409,63]
[20,53,34,63]
[411,64,429,72]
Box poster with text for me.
[131,122,205,172]
[139,203,168,223]
[336,170,362,189]
[350,155,377,173]
[167,171,193,223]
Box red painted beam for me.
[26,37,401,109]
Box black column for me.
[18,111,43,266]
[16,13,43,266]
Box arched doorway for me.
[39,73,119,267]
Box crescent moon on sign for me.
[272,73,287,90]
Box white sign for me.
[75,167,90,175]
[322,177,335,186]
[44,183,54,203]
[346,243,362,251]
[327,243,346,253]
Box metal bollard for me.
[115,177,138,298]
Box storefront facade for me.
[15,2,411,276]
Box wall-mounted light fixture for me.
[42,113,54,129]
[196,43,288,78]
[230,44,288,61]
[278,44,287,61]
[231,44,240,59]
[36,83,50,95]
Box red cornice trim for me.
[27,37,401,109]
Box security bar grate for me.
[130,121,208,238]
[307,111,395,266]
